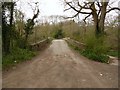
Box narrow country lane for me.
[3,39,118,88]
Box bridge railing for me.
[64,37,86,49]
[29,38,51,51]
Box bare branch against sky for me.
[15,0,119,22]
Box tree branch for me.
[96,1,102,17]
[106,7,120,13]
[77,2,91,9]
[65,1,92,14]
[79,11,91,14]
[63,12,79,19]
[83,13,92,24]
[64,7,71,12]
[66,1,79,12]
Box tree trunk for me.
[9,2,14,52]
[2,29,10,54]
[24,33,29,49]
[99,2,108,34]
[92,2,109,37]
[91,4,101,36]
[2,2,14,54]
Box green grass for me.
[2,47,37,70]
[107,50,118,57]
[81,49,109,63]
[67,37,109,63]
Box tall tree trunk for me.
[24,33,28,48]
[8,2,14,53]
[91,4,101,36]
[8,2,14,50]
[2,2,14,54]
[99,2,108,34]
[2,3,7,54]
[93,16,100,36]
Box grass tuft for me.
[67,35,109,63]
[2,47,36,70]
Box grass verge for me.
[107,50,118,57]
[2,47,37,70]
[67,38,109,63]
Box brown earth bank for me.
[2,39,118,88]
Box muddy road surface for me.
[3,39,118,88]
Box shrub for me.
[68,34,109,63]
[81,49,109,63]
[53,29,64,39]
[2,47,36,70]
[82,35,109,63]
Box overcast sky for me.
[16,0,67,18]
[16,0,119,22]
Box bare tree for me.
[64,0,120,36]
[24,2,39,48]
